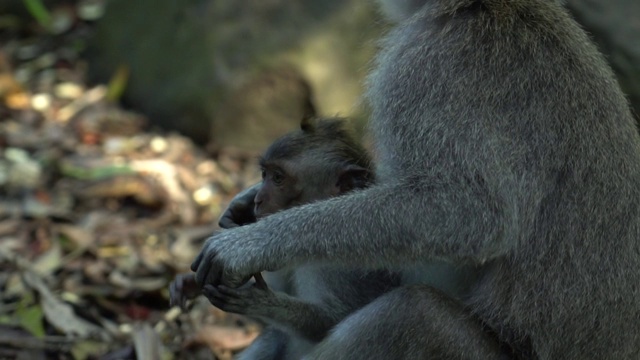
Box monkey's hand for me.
[205,281,338,342]
[202,283,279,316]
[191,225,283,288]
[218,183,260,229]
[169,273,201,310]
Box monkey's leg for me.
[305,285,511,360]
[236,326,288,360]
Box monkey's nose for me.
[253,196,263,212]
[254,204,265,219]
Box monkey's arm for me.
[218,183,260,229]
[193,177,516,287]
[202,284,339,342]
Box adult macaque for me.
[191,0,640,358]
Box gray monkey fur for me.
[193,0,640,358]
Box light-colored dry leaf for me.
[56,86,106,123]
[23,272,103,338]
[169,225,218,267]
[0,237,20,258]
[32,240,62,276]
[5,273,26,297]
[192,324,259,352]
[108,270,167,291]
[130,160,196,225]
[132,323,162,360]
[56,224,93,250]
[0,219,20,237]
[70,340,109,360]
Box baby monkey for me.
[171,117,400,359]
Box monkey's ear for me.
[300,116,316,132]
[336,165,374,193]
[300,94,317,131]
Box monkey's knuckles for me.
[206,227,270,278]
[203,286,246,312]
[218,215,240,229]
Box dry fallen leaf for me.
[108,271,167,292]
[56,224,94,251]
[23,271,105,338]
[191,324,259,352]
[0,219,21,237]
[0,57,30,110]
[132,323,162,360]
[0,237,21,258]
[32,239,63,276]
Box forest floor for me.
[0,4,261,360]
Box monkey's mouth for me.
[255,205,281,220]
[254,206,269,220]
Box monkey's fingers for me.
[204,284,249,311]
[218,216,241,229]
[190,251,205,272]
[219,206,245,229]
[220,271,253,289]
[203,285,233,311]
[191,231,222,272]
[170,273,202,309]
[194,254,223,288]
[253,273,269,290]
[169,281,181,308]
[217,285,245,298]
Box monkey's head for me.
[254,117,374,219]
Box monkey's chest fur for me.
[292,265,401,319]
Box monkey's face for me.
[254,158,340,219]
[254,163,302,219]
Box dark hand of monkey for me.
[202,281,276,316]
[169,273,200,310]
[170,272,268,309]
[218,183,261,229]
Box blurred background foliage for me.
[3,0,637,150]
[85,0,383,149]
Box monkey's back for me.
[367,0,640,358]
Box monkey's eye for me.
[260,169,266,179]
[272,171,285,185]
